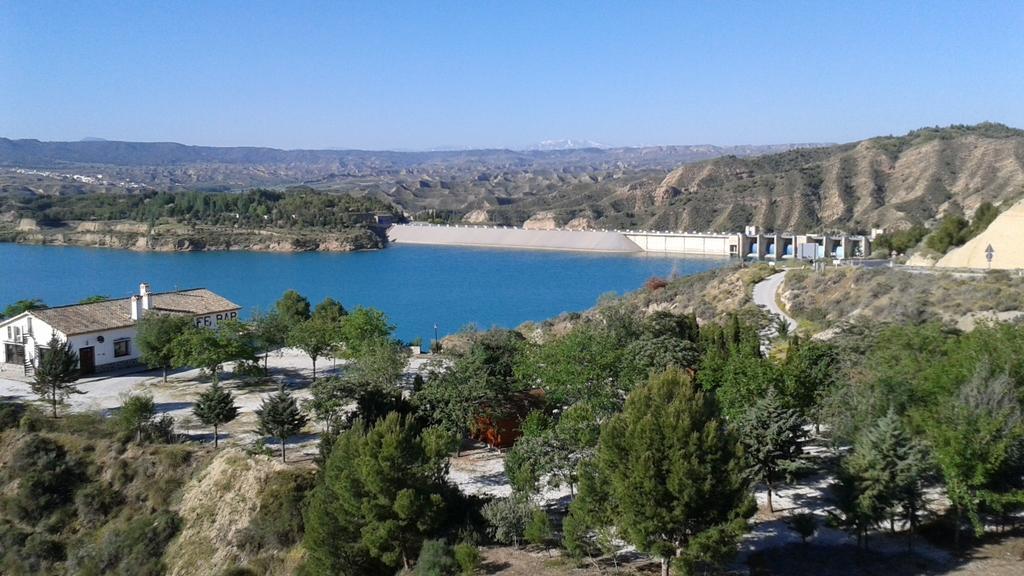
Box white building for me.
[0,283,241,376]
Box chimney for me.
[140,283,151,310]
[130,295,143,320]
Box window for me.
[114,338,131,358]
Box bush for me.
[0,402,27,430]
[788,512,817,543]
[5,434,84,522]
[414,539,456,576]
[239,469,316,552]
[20,532,66,570]
[452,542,481,575]
[481,495,532,546]
[524,509,552,547]
[75,482,125,527]
[69,511,181,575]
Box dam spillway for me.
[387,224,739,256]
[388,224,873,259]
[387,223,645,253]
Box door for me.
[79,347,95,375]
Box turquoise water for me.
[0,243,728,343]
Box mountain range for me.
[2,123,1022,234]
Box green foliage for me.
[524,509,552,547]
[0,402,28,430]
[248,309,289,374]
[738,387,807,512]
[926,367,1024,545]
[172,320,257,384]
[116,392,156,443]
[338,306,396,358]
[303,413,451,575]
[312,297,348,323]
[515,323,625,409]
[452,542,481,576]
[414,539,456,576]
[480,494,532,547]
[275,289,312,327]
[1,298,45,319]
[288,316,342,379]
[255,391,308,461]
[69,511,181,576]
[239,469,316,553]
[137,313,194,381]
[77,295,110,304]
[872,224,927,255]
[8,188,399,230]
[31,335,82,418]
[2,434,84,522]
[926,213,970,253]
[504,401,601,496]
[192,383,239,448]
[787,512,816,543]
[572,368,753,573]
[415,330,526,441]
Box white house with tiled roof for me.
[1,283,240,375]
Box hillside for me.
[485,123,1024,233]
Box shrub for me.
[481,495,532,546]
[239,469,316,552]
[788,512,817,543]
[646,277,669,291]
[414,539,456,576]
[75,482,125,527]
[5,434,84,522]
[21,532,66,570]
[0,402,27,430]
[69,511,181,575]
[452,542,481,575]
[524,509,552,547]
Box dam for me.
[388,223,873,259]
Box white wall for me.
[67,325,140,368]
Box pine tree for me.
[31,335,82,417]
[303,413,451,574]
[255,391,308,461]
[572,368,754,576]
[193,383,239,448]
[739,387,807,513]
[275,289,311,327]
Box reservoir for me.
[0,243,728,343]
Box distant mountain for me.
[527,139,611,151]
[482,123,1024,233]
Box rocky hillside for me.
[485,123,1024,233]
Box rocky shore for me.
[0,218,385,252]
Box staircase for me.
[23,357,34,378]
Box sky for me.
[1,1,1022,150]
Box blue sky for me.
[2,1,1022,150]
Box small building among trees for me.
[0,283,240,376]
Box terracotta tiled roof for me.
[29,289,240,336]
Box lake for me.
[0,243,728,343]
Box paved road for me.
[752,270,798,335]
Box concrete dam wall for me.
[388,224,644,253]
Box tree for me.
[414,539,455,576]
[193,383,239,448]
[31,335,81,418]
[137,313,194,382]
[572,369,753,576]
[117,392,156,443]
[287,316,341,379]
[275,289,311,327]
[927,369,1024,549]
[255,391,308,462]
[303,413,451,574]
[2,298,45,320]
[249,309,288,375]
[312,297,347,323]
[738,387,807,513]
[337,307,396,358]
[172,320,257,384]
[77,295,109,304]
[524,509,552,547]
[346,337,407,390]
[480,494,533,547]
